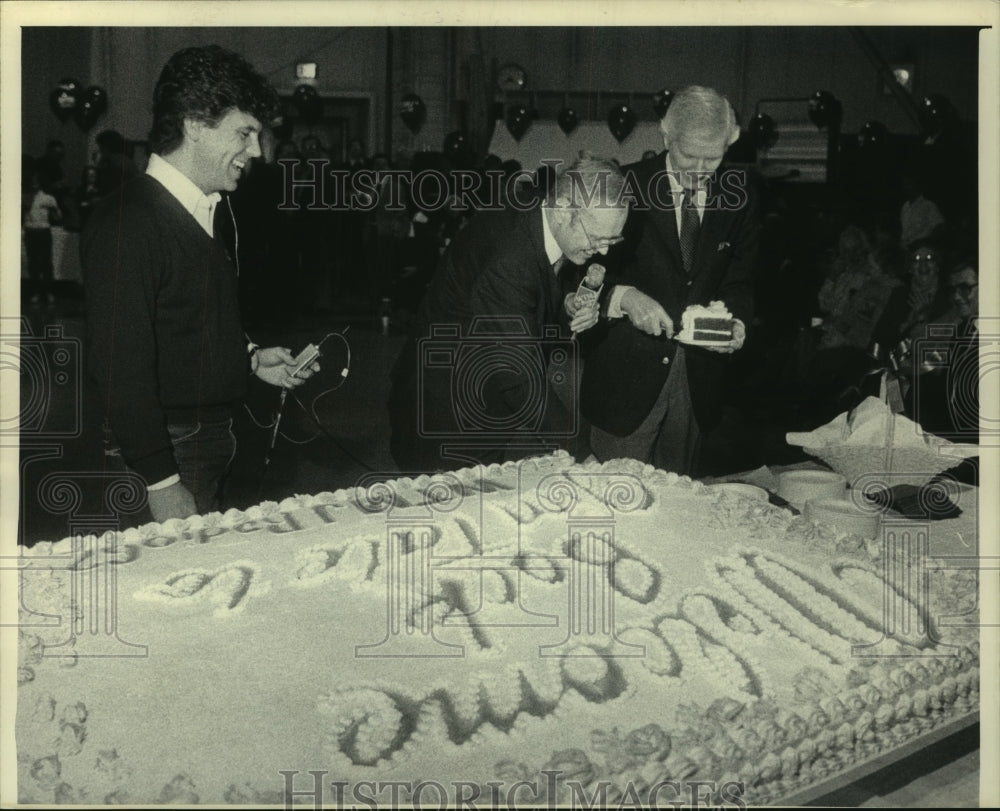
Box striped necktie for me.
[679,187,700,275]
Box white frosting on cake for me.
[14,452,979,806]
[676,299,734,344]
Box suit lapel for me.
[526,208,559,324]
[640,157,685,275]
[697,187,729,260]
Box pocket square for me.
[717,241,731,251]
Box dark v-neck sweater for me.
[81,175,248,484]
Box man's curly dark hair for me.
[149,45,280,155]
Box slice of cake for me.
[677,300,735,344]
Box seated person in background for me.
[816,223,900,352]
[898,259,979,445]
[874,238,954,354]
[899,165,946,251]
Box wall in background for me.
[21,26,980,175]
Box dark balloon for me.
[443,130,473,168]
[858,120,888,149]
[74,86,108,132]
[557,107,579,135]
[607,104,636,143]
[293,85,322,124]
[808,90,841,130]
[506,104,531,141]
[918,94,953,136]
[400,93,426,133]
[748,113,778,150]
[49,78,81,123]
[653,89,673,119]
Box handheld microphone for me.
[573,263,606,310]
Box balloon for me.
[748,113,778,150]
[557,107,578,135]
[505,104,531,141]
[653,89,673,119]
[808,90,841,130]
[293,85,321,124]
[443,131,473,168]
[400,93,426,133]
[858,120,888,149]
[607,104,636,143]
[49,78,81,123]
[74,86,108,132]
[918,94,952,136]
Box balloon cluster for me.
[293,85,322,124]
[48,78,108,131]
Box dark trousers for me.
[165,419,237,514]
[24,228,54,292]
[109,418,237,521]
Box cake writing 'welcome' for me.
[15,453,979,806]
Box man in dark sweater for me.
[82,45,316,522]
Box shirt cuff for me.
[607,285,636,319]
[147,474,180,492]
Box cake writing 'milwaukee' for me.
[15,453,979,806]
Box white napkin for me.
[786,397,978,458]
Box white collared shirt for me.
[606,154,709,319]
[541,206,564,269]
[146,152,221,239]
[665,153,707,233]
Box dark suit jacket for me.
[388,206,574,468]
[580,150,760,435]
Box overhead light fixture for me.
[295,62,317,80]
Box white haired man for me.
[580,85,761,475]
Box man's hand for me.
[147,481,198,522]
[253,346,320,388]
[620,289,674,337]
[565,292,600,333]
[703,318,746,354]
